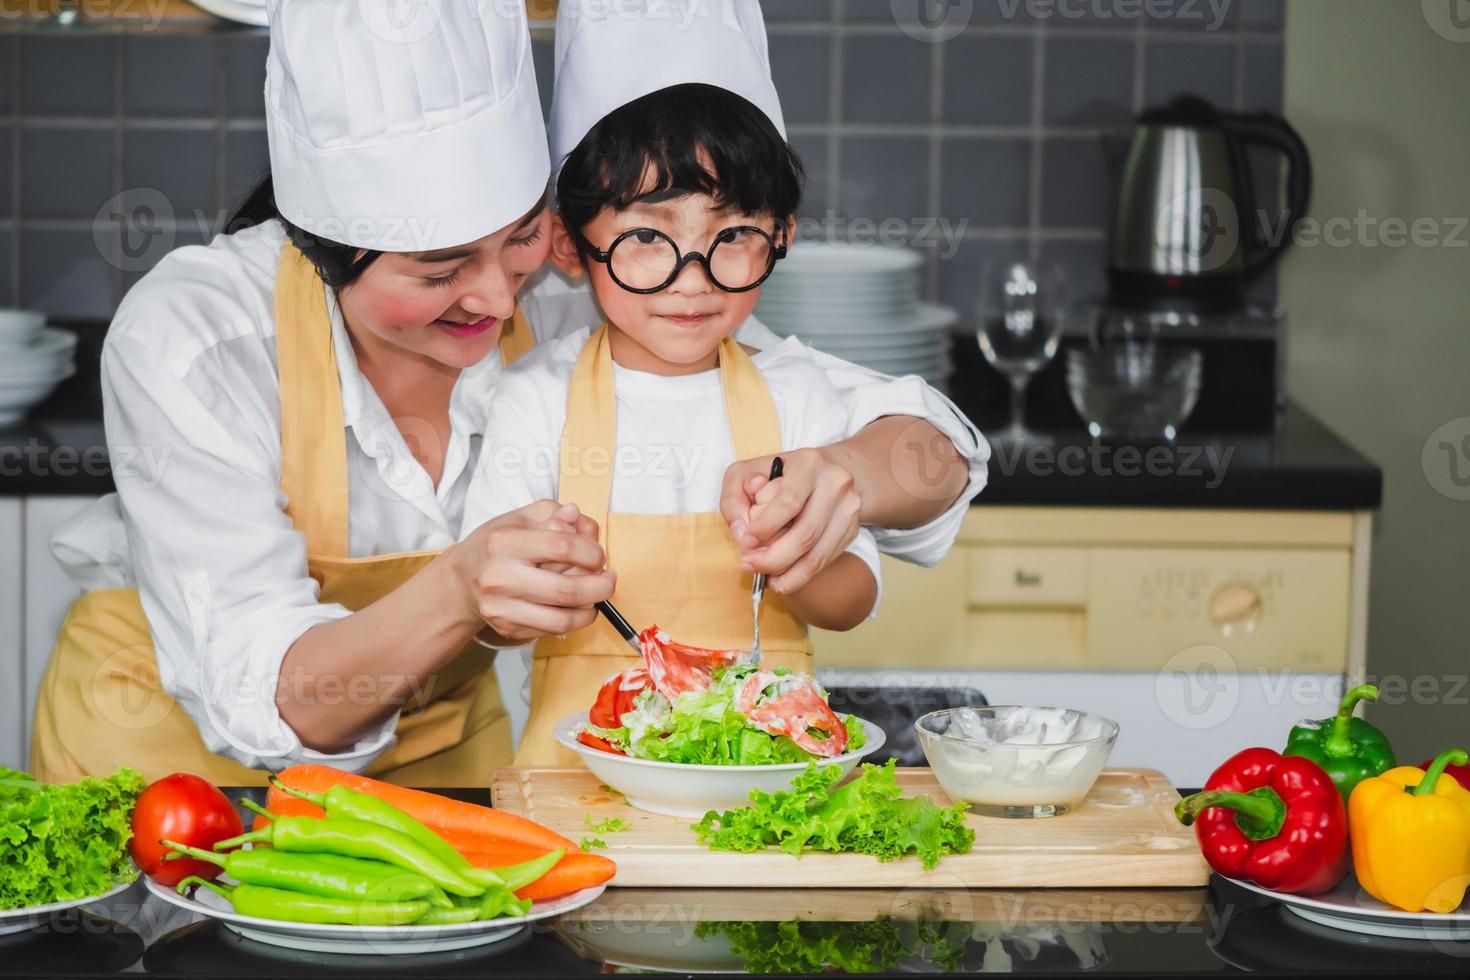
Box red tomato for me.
[589,667,651,729]
[130,772,244,886]
[577,730,625,755]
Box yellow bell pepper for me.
[1349,748,1470,913]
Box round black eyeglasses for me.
[579,224,788,294]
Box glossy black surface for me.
[5,787,1466,978]
[964,402,1381,510]
[0,399,1382,511]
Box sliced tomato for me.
[736,672,849,758]
[589,666,651,729]
[577,730,625,755]
[638,625,743,700]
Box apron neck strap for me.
[275,241,534,558]
[557,324,784,552]
[276,240,351,558]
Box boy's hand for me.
[720,447,862,595]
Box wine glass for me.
[976,259,1068,445]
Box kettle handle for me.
[1223,112,1312,280]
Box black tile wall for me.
[4,1,1285,321]
[225,36,269,118]
[123,36,218,116]
[941,35,1035,128]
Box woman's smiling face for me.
[336,197,552,370]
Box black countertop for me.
[2,320,1380,509]
[962,402,1381,511]
[0,402,1383,511]
[4,787,1465,979]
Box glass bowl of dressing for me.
[915,706,1119,818]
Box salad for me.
[575,626,866,766]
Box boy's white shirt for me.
[462,326,883,611]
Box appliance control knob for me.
[1209,582,1263,632]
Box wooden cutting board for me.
[491,767,1209,889]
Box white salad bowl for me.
[553,712,887,818]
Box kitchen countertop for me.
[0,402,1382,511]
[963,401,1382,511]
[5,786,1464,979]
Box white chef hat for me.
[265,0,549,253]
[548,0,786,174]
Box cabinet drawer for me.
[966,547,1089,607]
[1085,547,1352,671]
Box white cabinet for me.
[0,495,99,771]
[0,500,24,771]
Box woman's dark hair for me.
[229,176,383,288]
[555,82,804,252]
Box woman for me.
[29,0,983,786]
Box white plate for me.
[1231,873,1470,940]
[145,873,606,956]
[0,879,136,937]
[555,713,887,818]
[189,0,268,26]
[774,243,924,275]
[764,303,959,338]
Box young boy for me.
[463,5,880,767]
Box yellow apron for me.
[28,243,537,786]
[513,324,813,767]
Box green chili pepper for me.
[415,904,485,926]
[299,853,451,907]
[268,777,506,888]
[478,886,533,920]
[163,841,451,908]
[1283,683,1397,801]
[490,847,565,893]
[177,876,429,926]
[212,816,485,899]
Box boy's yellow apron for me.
[28,243,536,786]
[514,324,813,767]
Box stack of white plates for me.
[755,244,957,389]
[0,311,77,426]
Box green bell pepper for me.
[1283,683,1395,800]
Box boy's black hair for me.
[556,82,804,251]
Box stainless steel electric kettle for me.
[1107,95,1311,311]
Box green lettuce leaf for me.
[0,766,144,911]
[691,760,973,870]
[694,917,972,974]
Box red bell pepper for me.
[1175,747,1349,895]
[1418,755,1470,792]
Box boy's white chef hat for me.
[265,0,549,252]
[549,0,786,172]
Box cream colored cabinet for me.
[814,506,1370,678]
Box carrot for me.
[272,764,576,852]
[461,847,617,901]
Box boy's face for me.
[554,179,788,375]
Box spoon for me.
[748,456,783,666]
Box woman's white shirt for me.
[50,220,987,771]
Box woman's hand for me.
[452,500,614,643]
[719,446,863,595]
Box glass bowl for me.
[914,706,1119,818]
[1065,341,1202,441]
